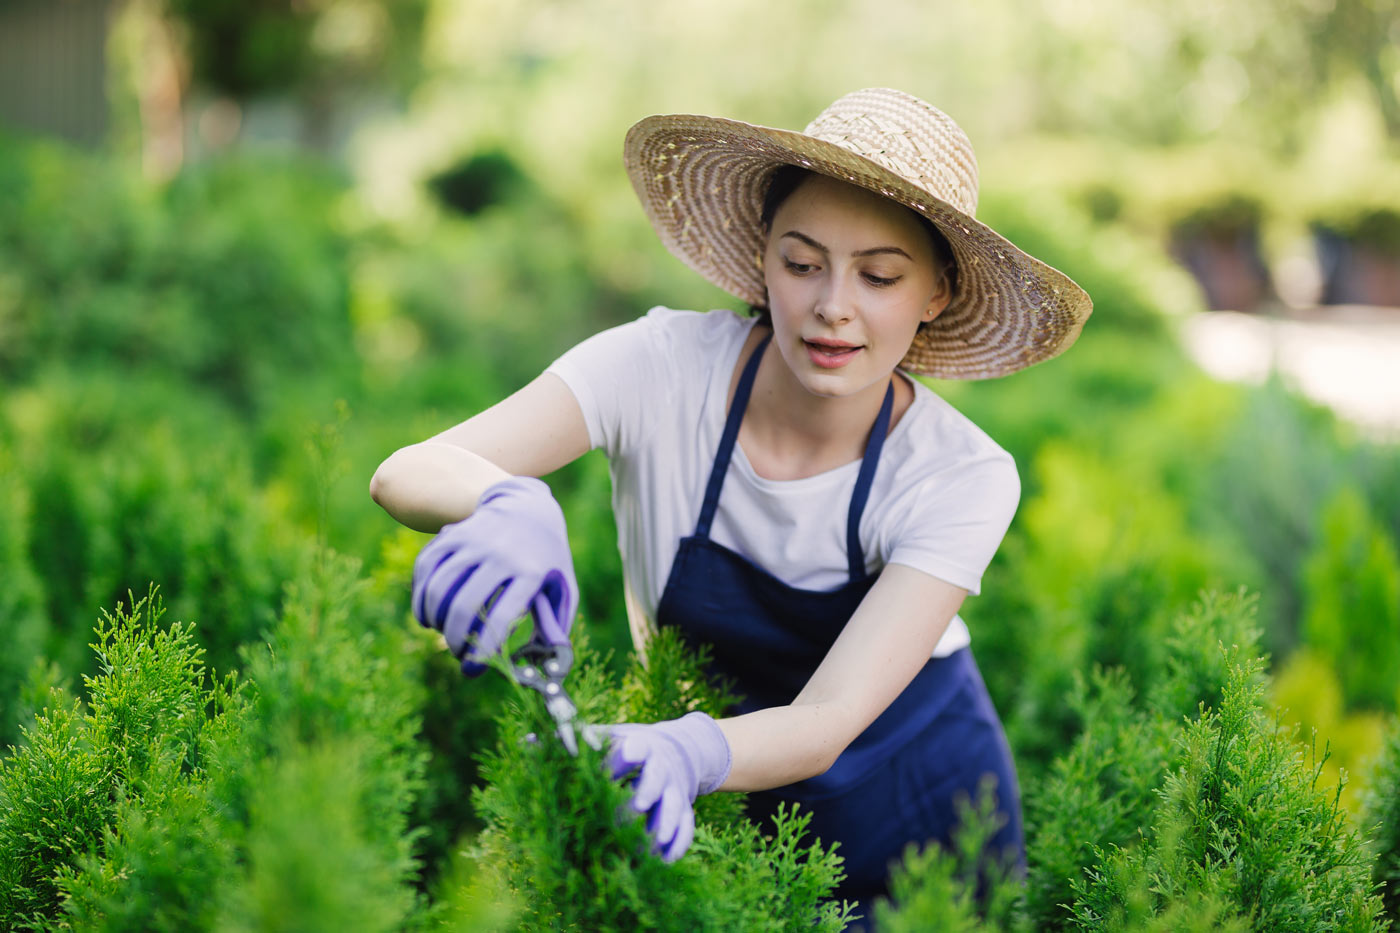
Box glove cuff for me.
[478,474,551,507]
[679,711,732,796]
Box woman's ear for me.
[924,274,953,322]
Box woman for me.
[371,87,1091,918]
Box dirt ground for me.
[1181,305,1400,444]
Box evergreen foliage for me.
[1194,382,1355,657]
[1147,589,1265,722]
[1021,668,1172,932]
[0,589,212,930]
[218,740,415,933]
[975,442,1253,772]
[60,778,237,932]
[1,557,433,932]
[1302,485,1400,711]
[208,552,429,923]
[471,628,852,931]
[1363,722,1400,924]
[1008,592,1258,932]
[873,789,1024,933]
[408,621,511,889]
[8,423,297,683]
[0,144,356,412]
[614,627,745,827]
[0,450,48,749]
[1071,661,1386,930]
[0,696,113,929]
[2,132,1398,929]
[876,591,1388,933]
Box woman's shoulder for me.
[886,379,1019,501]
[900,382,1012,460]
[640,305,754,342]
[628,306,757,382]
[553,306,752,373]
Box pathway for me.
[1181,305,1400,443]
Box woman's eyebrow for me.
[780,230,912,260]
[780,230,828,252]
[853,245,913,259]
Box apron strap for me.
[695,331,771,539]
[695,329,896,584]
[846,380,894,581]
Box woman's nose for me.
[814,275,855,325]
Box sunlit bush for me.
[1302,485,1400,711]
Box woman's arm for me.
[369,371,593,533]
[713,563,967,791]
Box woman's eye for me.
[784,259,817,275]
[864,273,900,287]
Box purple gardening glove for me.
[604,711,732,863]
[412,476,577,674]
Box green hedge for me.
[2,134,1397,928]
[876,593,1388,931]
[0,138,357,414]
[1,554,429,932]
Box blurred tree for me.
[1297,0,1400,140]
[165,0,429,100]
[112,0,430,168]
[392,0,1397,207]
[165,0,316,98]
[427,148,531,217]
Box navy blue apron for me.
[655,331,1024,926]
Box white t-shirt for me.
[546,307,1020,658]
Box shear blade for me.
[556,721,579,756]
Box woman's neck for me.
[733,331,907,482]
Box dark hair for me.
[751,164,959,326]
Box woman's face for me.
[761,173,951,401]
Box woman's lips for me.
[804,339,862,369]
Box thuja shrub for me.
[1301,484,1400,711]
[18,425,297,682]
[211,551,429,909]
[876,590,1368,933]
[3,551,433,932]
[1193,381,1354,657]
[216,740,416,933]
[0,446,48,748]
[1363,721,1400,924]
[470,627,852,931]
[60,771,239,932]
[0,589,213,929]
[64,555,428,932]
[0,696,113,929]
[1070,660,1387,930]
[1145,588,1264,723]
[357,526,505,893]
[976,444,1249,774]
[872,789,1024,933]
[0,139,356,411]
[613,626,745,828]
[1019,668,1173,933]
[878,817,1249,933]
[1017,591,1261,932]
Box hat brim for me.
[624,113,1092,379]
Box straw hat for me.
[624,88,1092,379]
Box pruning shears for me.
[505,594,602,756]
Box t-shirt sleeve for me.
[885,450,1020,596]
[544,306,689,459]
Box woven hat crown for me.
[802,88,980,217]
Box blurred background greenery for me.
[2,0,1399,915]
